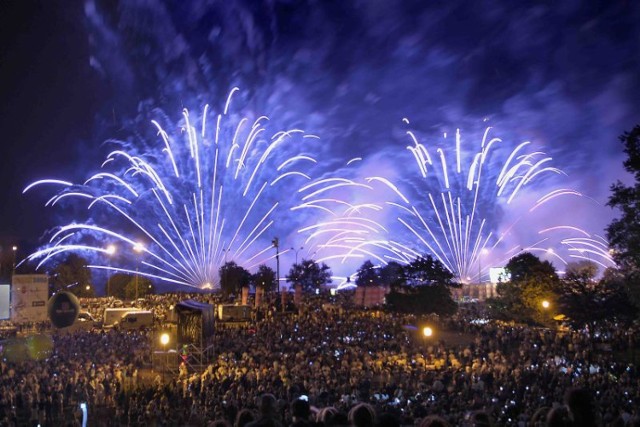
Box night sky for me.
[1,0,639,280]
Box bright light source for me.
[106,245,116,255]
[541,300,550,309]
[85,285,90,291]
[12,246,17,251]
[160,333,170,346]
[133,243,145,252]
[423,326,433,338]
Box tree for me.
[404,255,458,287]
[285,259,332,292]
[107,273,155,300]
[379,262,405,289]
[125,275,155,299]
[355,260,379,287]
[488,252,560,324]
[50,254,94,297]
[219,261,251,296]
[252,264,277,293]
[108,273,132,299]
[384,255,458,316]
[607,125,640,312]
[560,265,637,326]
[385,283,457,316]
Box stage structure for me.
[175,300,215,371]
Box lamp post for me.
[133,243,144,300]
[422,326,433,348]
[272,238,280,295]
[222,248,231,293]
[160,332,170,382]
[291,246,303,286]
[106,245,116,297]
[11,246,17,274]
[292,246,304,266]
[541,300,550,310]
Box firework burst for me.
[373,121,615,281]
[298,121,615,283]
[24,89,320,288]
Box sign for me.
[11,275,49,323]
[489,267,509,284]
[0,284,9,320]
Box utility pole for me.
[272,238,280,295]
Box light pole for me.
[272,238,280,295]
[106,245,116,297]
[133,243,144,300]
[291,246,303,285]
[292,246,304,266]
[222,247,231,292]
[160,332,170,382]
[422,326,433,349]
[11,246,17,274]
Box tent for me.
[175,300,215,346]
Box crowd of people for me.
[0,292,639,426]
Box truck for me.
[103,308,142,328]
[217,304,252,322]
[113,310,154,330]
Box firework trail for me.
[299,121,615,283]
[372,121,616,281]
[24,89,320,288]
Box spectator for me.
[246,394,283,427]
[348,403,376,427]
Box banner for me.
[11,275,49,323]
[0,284,9,320]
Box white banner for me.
[11,275,49,323]
[0,284,9,320]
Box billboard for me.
[11,274,49,323]
[0,284,9,319]
[489,267,509,284]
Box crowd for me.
[0,292,638,426]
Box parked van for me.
[113,310,154,330]
[104,308,141,328]
[217,304,252,322]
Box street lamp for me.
[133,243,145,300]
[291,246,303,286]
[541,300,550,310]
[160,332,170,382]
[272,238,280,295]
[11,246,17,274]
[291,246,304,265]
[106,245,116,297]
[422,326,434,348]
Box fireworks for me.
[370,122,615,281]
[24,89,320,288]
[298,121,615,283]
[24,93,615,287]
